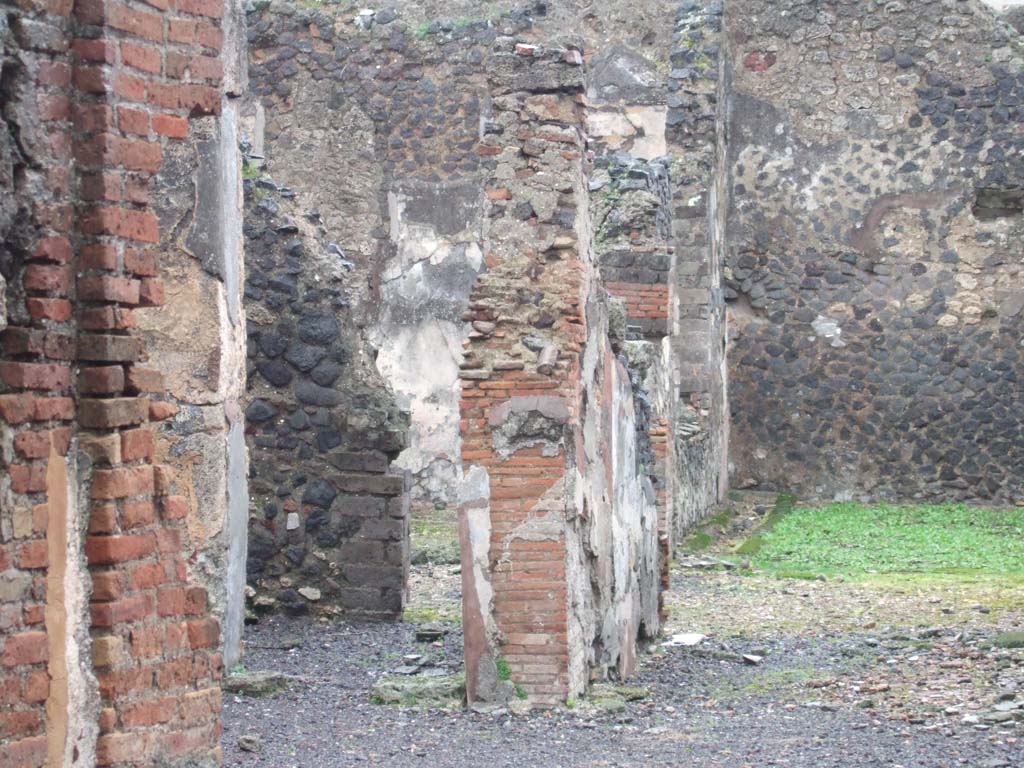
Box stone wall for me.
[241,174,410,618]
[243,2,498,511]
[0,0,241,764]
[241,0,724,702]
[666,0,731,536]
[724,0,1024,504]
[2,0,1020,755]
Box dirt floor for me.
[222,498,1024,767]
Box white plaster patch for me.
[812,315,847,348]
[585,111,636,150]
[624,106,667,160]
[461,466,500,647]
[464,242,483,271]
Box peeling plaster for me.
[49,441,98,766]
[376,182,484,506]
[458,467,505,703]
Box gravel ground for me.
[223,504,1023,767]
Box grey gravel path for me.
[222,569,1023,767]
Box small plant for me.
[514,684,528,700]
[495,657,512,682]
[241,161,260,181]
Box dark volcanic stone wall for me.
[242,3,509,512]
[725,0,1024,504]
[242,180,410,617]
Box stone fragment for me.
[415,623,448,643]
[257,360,293,387]
[294,380,342,406]
[297,315,340,346]
[237,735,262,753]
[663,633,706,647]
[223,671,293,697]
[297,587,321,601]
[284,342,326,372]
[301,480,338,508]
[370,674,465,707]
[245,399,278,422]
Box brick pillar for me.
[0,3,80,764]
[72,1,227,764]
[459,42,589,708]
[2,0,232,765]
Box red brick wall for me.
[458,45,590,705]
[604,281,669,322]
[1,3,80,762]
[460,368,578,702]
[1,0,228,764]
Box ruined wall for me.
[1,0,239,764]
[458,37,659,708]
[667,1,731,532]
[243,3,499,512]
[241,176,410,618]
[724,0,1024,504]
[241,0,719,699]
[582,0,730,548]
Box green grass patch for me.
[748,502,1024,577]
[730,493,797,557]
[993,631,1024,649]
[762,493,797,529]
[684,531,713,552]
[707,511,733,528]
[772,570,819,581]
[734,536,764,556]
[403,605,461,626]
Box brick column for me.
[0,2,79,764]
[1,0,232,765]
[72,1,227,764]
[459,41,589,707]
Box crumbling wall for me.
[582,0,730,550]
[241,176,410,618]
[588,154,678,614]
[243,3,503,512]
[724,0,1024,503]
[241,0,720,702]
[458,37,659,708]
[0,0,239,764]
